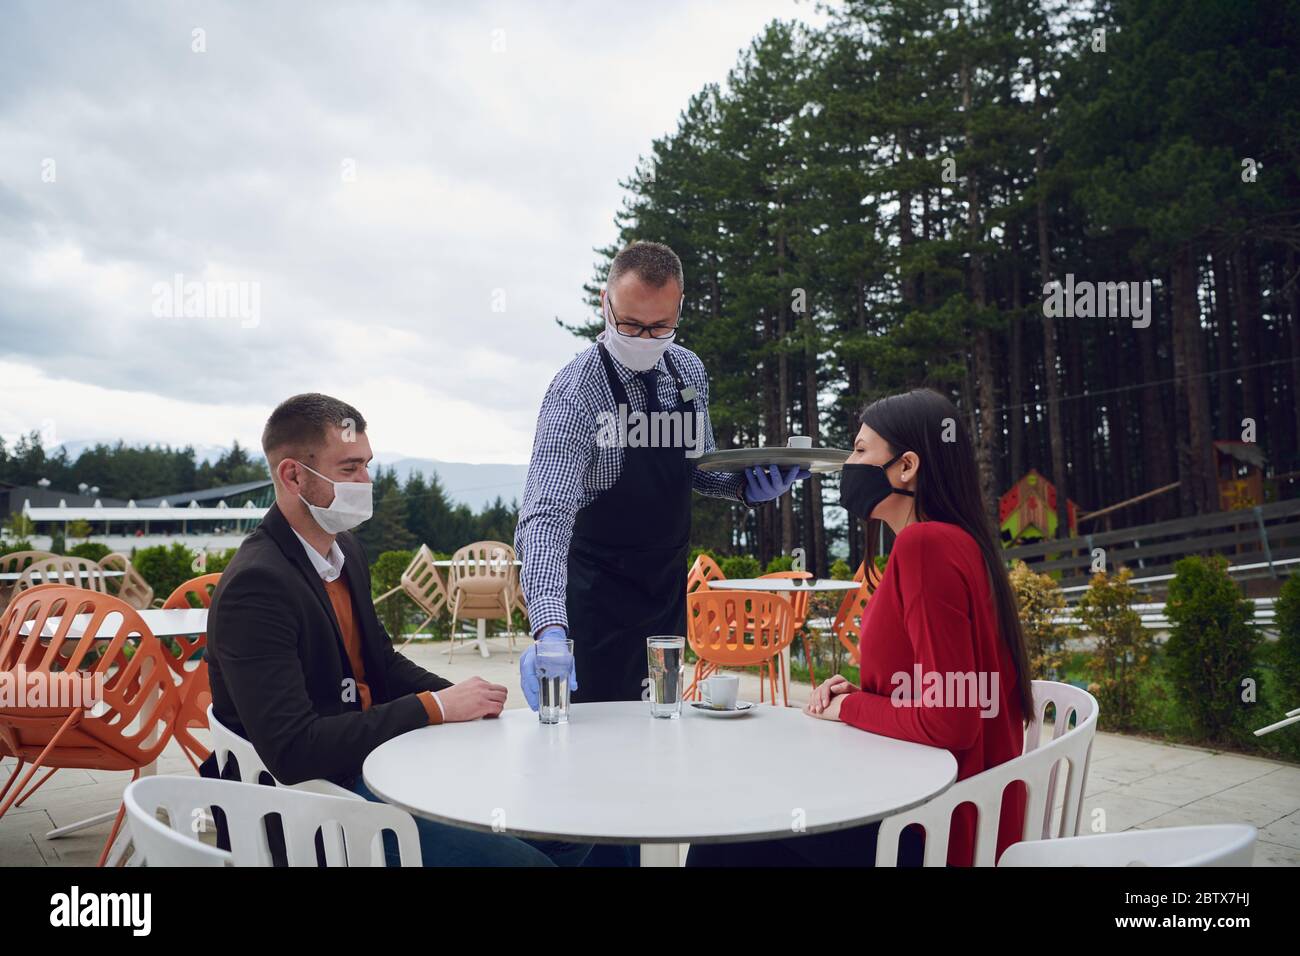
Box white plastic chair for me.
[875,680,1099,866]
[207,705,361,800]
[124,775,422,866]
[998,824,1257,867]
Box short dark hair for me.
[261,393,366,464]
[607,240,684,291]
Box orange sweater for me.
[323,571,442,724]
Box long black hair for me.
[859,387,1034,723]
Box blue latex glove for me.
[743,464,811,503]
[520,625,578,711]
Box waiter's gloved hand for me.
[520,625,578,711]
[743,464,811,504]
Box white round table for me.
[24,607,209,640]
[363,701,957,866]
[0,569,124,582]
[705,578,861,593]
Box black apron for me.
[566,342,696,703]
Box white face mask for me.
[295,461,373,534]
[600,297,673,372]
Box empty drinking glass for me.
[536,638,574,724]
[647,636,685,719]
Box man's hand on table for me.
[439,676,508,721]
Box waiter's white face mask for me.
[601,295,674,372]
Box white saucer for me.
[690,700,756,718]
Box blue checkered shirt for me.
[515,338,747,635]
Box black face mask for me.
[840,453,915,520]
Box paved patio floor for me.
[3,635,1297,866]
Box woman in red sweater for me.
[688,388,1031,867]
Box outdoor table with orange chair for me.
[0,573,219,866]
[695,576,863,705]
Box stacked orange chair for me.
[686,553,726,594]
[831,560,884,667]
[685,590,796,707]
[0,586,183,866]
[160,573,221,771]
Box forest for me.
[567,0,1300,573]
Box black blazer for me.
[204,502,452,787]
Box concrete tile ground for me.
[3,635,1297,866]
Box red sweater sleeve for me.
[838,526,983,750]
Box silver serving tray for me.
[693,446,851,474]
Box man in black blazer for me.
[202,392,588,866]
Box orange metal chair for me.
[684,590,796,707]
[0,586,183,866]
[686,553,726,594]
[160,573,221,771]
[759,570,813,697]
[831,561,884,667]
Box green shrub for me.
[49,530,66,555]
[720,555,761,580]
[1164,555,1259,745]
[134,543,206,601]
[68,541,112,563]
[1078,567,1152,731]
[829,558,853,580]
[205,549,239,574]
[1010,560,1074,681]
[1275,572,1300,706]
[371,550,417,639]
[765,554,794,573]
[0,540,37,558]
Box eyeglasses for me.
[605,292,682,339]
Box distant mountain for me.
[371,455,527,511]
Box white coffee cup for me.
[787,435,813,449]
[701,673,740,709]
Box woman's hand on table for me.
[805,674,857,719]
[804,693,845,721]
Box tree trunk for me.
[1171,245,1215,515]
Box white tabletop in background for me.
[22,607,209,639]
[706,578,862,592]
[0,570,125,582]
[430,560,521,568]
[363,701,956,845]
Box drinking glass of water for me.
[647,636,685,719]
[536,638,574,724]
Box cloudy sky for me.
[0,0,821,465]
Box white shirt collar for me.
[291,527,346,583]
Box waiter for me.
[515,240,808,709]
